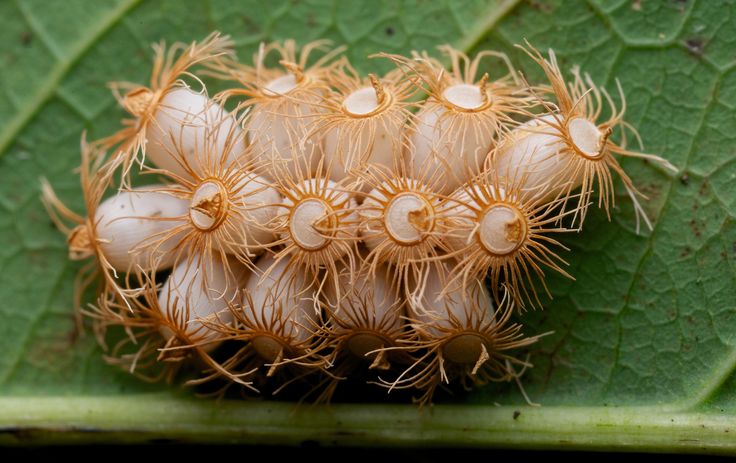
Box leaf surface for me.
[0,0,734,451]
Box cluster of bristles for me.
[43,33,675,405]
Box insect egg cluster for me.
[43,33,675,405]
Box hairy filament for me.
[441,165,576,309]
[492,42,677,231]
[388,265,541,405]
[207,40,346,180]
[98,32,238,185]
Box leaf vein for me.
[0,0,143,158]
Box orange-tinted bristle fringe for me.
[98,32,234,188]
[494,40,677,232]
[43,33,675,406]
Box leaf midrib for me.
[1,396,735,453]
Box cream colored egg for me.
[94,186,188,272]
[493,114,606,202]
[188,172,281,251]
[407,263,493,339]
[323,86,403,184]
[244,253,320,351]
[325,264,403,334]
[146,87,246,179]
[281,179,359,256]
[247,73,322,179]
[158,253,248,344]
[360,184,437,258]
[410,95,491,194]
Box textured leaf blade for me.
[0,0,734,451]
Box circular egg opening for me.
[289,198,336,250]
[442,83,486,110]
[346,332,386,359]
[343,86,381,116]
[568,117,604,159]
[479,204,527,255]
[384,192,434,245]
[190,180,228,231]
[252,335,288,363]
[443,333,486,364]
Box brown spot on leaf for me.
[685,37,705,57]
[689,219,702,239]
[637,182,662,200]
[672,0,688,13]
[26,317,79,373]
[527,0,554,13]
[19,31,32,46]
[240,15,261,34]
[699,179,710,196]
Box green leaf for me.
[1,0,734,452]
